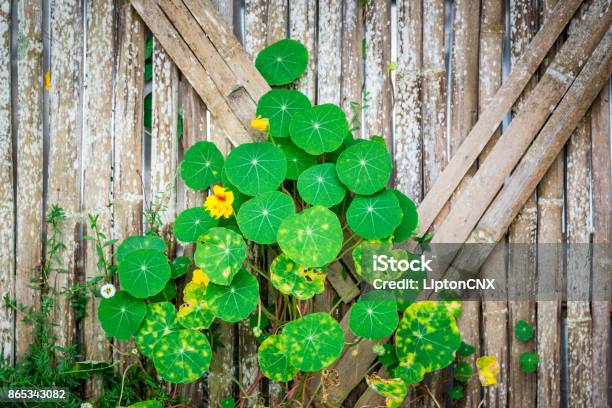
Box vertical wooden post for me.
[15,0,44,361]
[290,0,317,101]
[82,0,115,397]
[318,0,342,105]
[340,0,363,120]
[47,0,83,353]
[364,0,392,145]
[478,1,507,407]
[395,0,422,202]
[0,0,13,363]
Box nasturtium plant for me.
[255,39,308,86]
[257,334,299,382]
[515,319,534,341]
[116,235,166,262]
[135,302,179,356]
[283,312,344,372]
[450,385,464,401]
[170,255,191,279]
[224,142,287,196]
[194,227,247,285]
[349,291,399,340]
[519,352,539,373]
[439,289,462,317]
[256,89,311,138]
[180,141,224,190]
[347,189,403,239]
[118,249,171,298]
[457,341,476,358]
[153,329,212,383]
[391,189,418,243]
[236,191,295,244]
[366,374,407,408]
[336,139,393,195]
[174,207,218,243]
[205,269,259,322]
[297,163,346,207]
[392,359,426,385]
[128,401,163,408]
[454,362,473,382]
[177,282,215,330]
[289,104,348,155]
[149,280,177,302]
[273,138,317,180]
[98,291,147,341]
[270,254,326,300]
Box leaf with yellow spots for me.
[365,374,407,408]
[135,302,180,357]
[98,291,147,341]
[277,206,343,268]
[153,329,212,383]
[395,301,460,374]
[269,253,326,300]
[283,312,343,372]
[257,333,299,382]
[194,227,247,285]
[439,290,462,317]
[205,269,259,323]
[476,355,499,386]
[176,282,214,330]
[348,291,398,340]
[391,358,426,385]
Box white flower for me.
[81,403,94,408]
[100,283,116,299]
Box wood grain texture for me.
[0,0,13,363]
[81,0,115,396]
[317,0,342,105]
[15,0,44,361]
[47,0,82,353]
[340,0,363,120]
[290,0,317,101]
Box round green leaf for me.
[170,255,191,279]
[153,329,212,383]
[194,227,247,285]
[274,138,317,180]
[519,352,539,373]
[224,142,287,196]
[365,375,407,408]
[98,291,147,341]
[454,362,473,382]
[236,191,295,244]
[347,190,403,239]
[392,361,426,385]
[117,235,166,263]
[149,280,177,302]
[378,344,399,366]
[128,401,163,408]
[118,249,171,299]
[177,282,215,330]
[395,301,461,373]
[391,189,418,243]
[283,312,344,372]
[336,140,392,195]
[135,302,179,356]
[270,254,326,300]
[297,163,346,207]
[289,104,348,155]
[457,341,476,358]
[255,39,308,86]
[256,89,311,138]
[450,386,464,401]
[180,141,224,190]
[277,206,343,268]
[515,320,534,341]
[206,269,259,323]
[349,291,399,340]
[439,290,462,317]
[257,334,299,382]
[174,207,218,243]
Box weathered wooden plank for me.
[47,0,83,353]
[430,0,612,246]
[394,0,422,202]
[15,0,44,361]
[364,0,392,145]
[318,0,342,105]
[290,0,317,101]
[0,0,13,363]
[81,0,115,396]
[340,0,363,120]
[590,84,610,408]
[417,0,583,236]
[111,0,145,372]
[507,1,538,407]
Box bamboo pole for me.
[290,0,317,101]
[0,2,12,364]
[15,0,44,361]
[430,0,612,246]
[81,0,115,397]
[417,0,583,236]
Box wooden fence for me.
[0,0,610,407]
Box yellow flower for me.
[476,355,499,386]
[204,185,234,219]
[251,115,269,131]
[191,268,209,286]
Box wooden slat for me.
[394,0,422,202]
[339,0,363,118]
[364,0,392,145]
[0,1,13,363]
[417,0,583,236]
[47,0,83,353]
[430,0,612,246]
[81,0,115,396]
[318,0,342,105]
[15,0,44,361]
[290,0,317,101]
[590,84,610,408]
